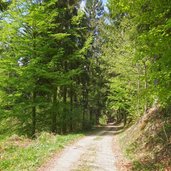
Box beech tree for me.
[100,0,171,123]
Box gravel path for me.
[41,125,117,171]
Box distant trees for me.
[84,0,108,125]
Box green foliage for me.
[100,0,171,124]
[99,115,108,125]
[0,0,107,137]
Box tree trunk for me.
[143,61,148,112]
[32,91,36,137]
[96,109,100,125]
[89,108,93,125]
[62,86,67,134]
[70,86,73,132]
[51,87,57,133]
[136,64,140,116]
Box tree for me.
[0,0,104,136]
[83,0,107,125]
[101,0,171,123]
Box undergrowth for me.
[0,132,83,171]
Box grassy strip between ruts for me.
[0,132,84,171]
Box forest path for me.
[39,124,121,171]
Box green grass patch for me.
[0,132,83,171]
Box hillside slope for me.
[121,106,171,171]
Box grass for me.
[0,132,83,171]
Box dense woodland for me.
[0,0,171,138]
[0,1,171,170]
[0,0,107,136]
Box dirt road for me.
[40,125,119,171]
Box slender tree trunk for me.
[82,82,86,129]
[62,86,67,134]
[82,109,85,129]
[32,24,37,137]
[96,108,100,125]
[51,87,57,133]
[32,91,36,137]
[70,86,73,132]
[143,61,148,112]
[136,64,140,116]
[89,108,93,125]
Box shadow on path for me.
[86,123,126,137]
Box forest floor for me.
[38,124,131,171]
